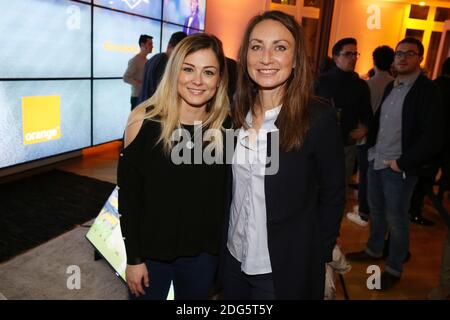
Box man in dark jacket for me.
[347,38,444,291]
[315,37,373,186]
[435,57,450,202]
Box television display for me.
[0,0,91,78]
[93,0,162,19]
[0,0,206,170]
[93,6,161,78]
[93,79,130,145]
[0,80,91,169]
[163,0,206,34]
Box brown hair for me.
[232,10,312,151]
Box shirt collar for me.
[245,105,282,128]
[240,106,281,141]
[394,70,421,88]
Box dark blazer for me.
[367,74,445,175]
[222,99,346,299]
[138,53,168,104]
[314,67,373,146]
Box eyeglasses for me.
[395,50,419,58]
[339,51,360,58]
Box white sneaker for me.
[346,211,368,227]
[328,245,352,274]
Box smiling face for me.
[177,48,220,110]
[246,19,296,95]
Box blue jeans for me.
[129,253,218,300]
[366,161,417,276]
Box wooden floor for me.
[54,141,449,300]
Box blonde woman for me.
[118,34,229,300]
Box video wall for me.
[0,0,206,169]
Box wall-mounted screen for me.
[93,0,162,19]
[93,7,161,78]
[161,22,185,51]
[163,0,206,34]
[0,0,91,78]
[0,80,91,169]
[0,0,207,171]
[93,80,130,145]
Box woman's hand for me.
[126,263,149,297]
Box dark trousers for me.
[357,144,370,215]
[409,165,439,217]
[129,253,218,300]
[130,96,139,110]
[366,161,417,276]
[222,249,275,300]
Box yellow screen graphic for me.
[22,95,61,145]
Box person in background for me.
[347,37,444,291]
[226,57,238,104]
[314,37,372,296]
[138,32,187,104]
[222,10,345,299]
[118,34,230,300]
[428,57,450,300]
[123,34,153,110]
[408,57,450,226]
[209,35,238,104]
[183,0,200,35]
[315,37,372,187]
[435,57,450,202]
[346,45,395,227]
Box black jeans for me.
[222,249,275,300]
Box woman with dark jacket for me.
[222,11,346,299]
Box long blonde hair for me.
[136,33,229,155]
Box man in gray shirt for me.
[123,34,153,110]
[347,38,444,291]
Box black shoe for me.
[410,215,435,226]
[377,271,400,291]
[346,250,381,262]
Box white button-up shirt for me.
[227,106,281,275]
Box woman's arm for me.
[117,107,149,295]
[313,107,346,263]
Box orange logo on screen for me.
[22,96,61,145]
